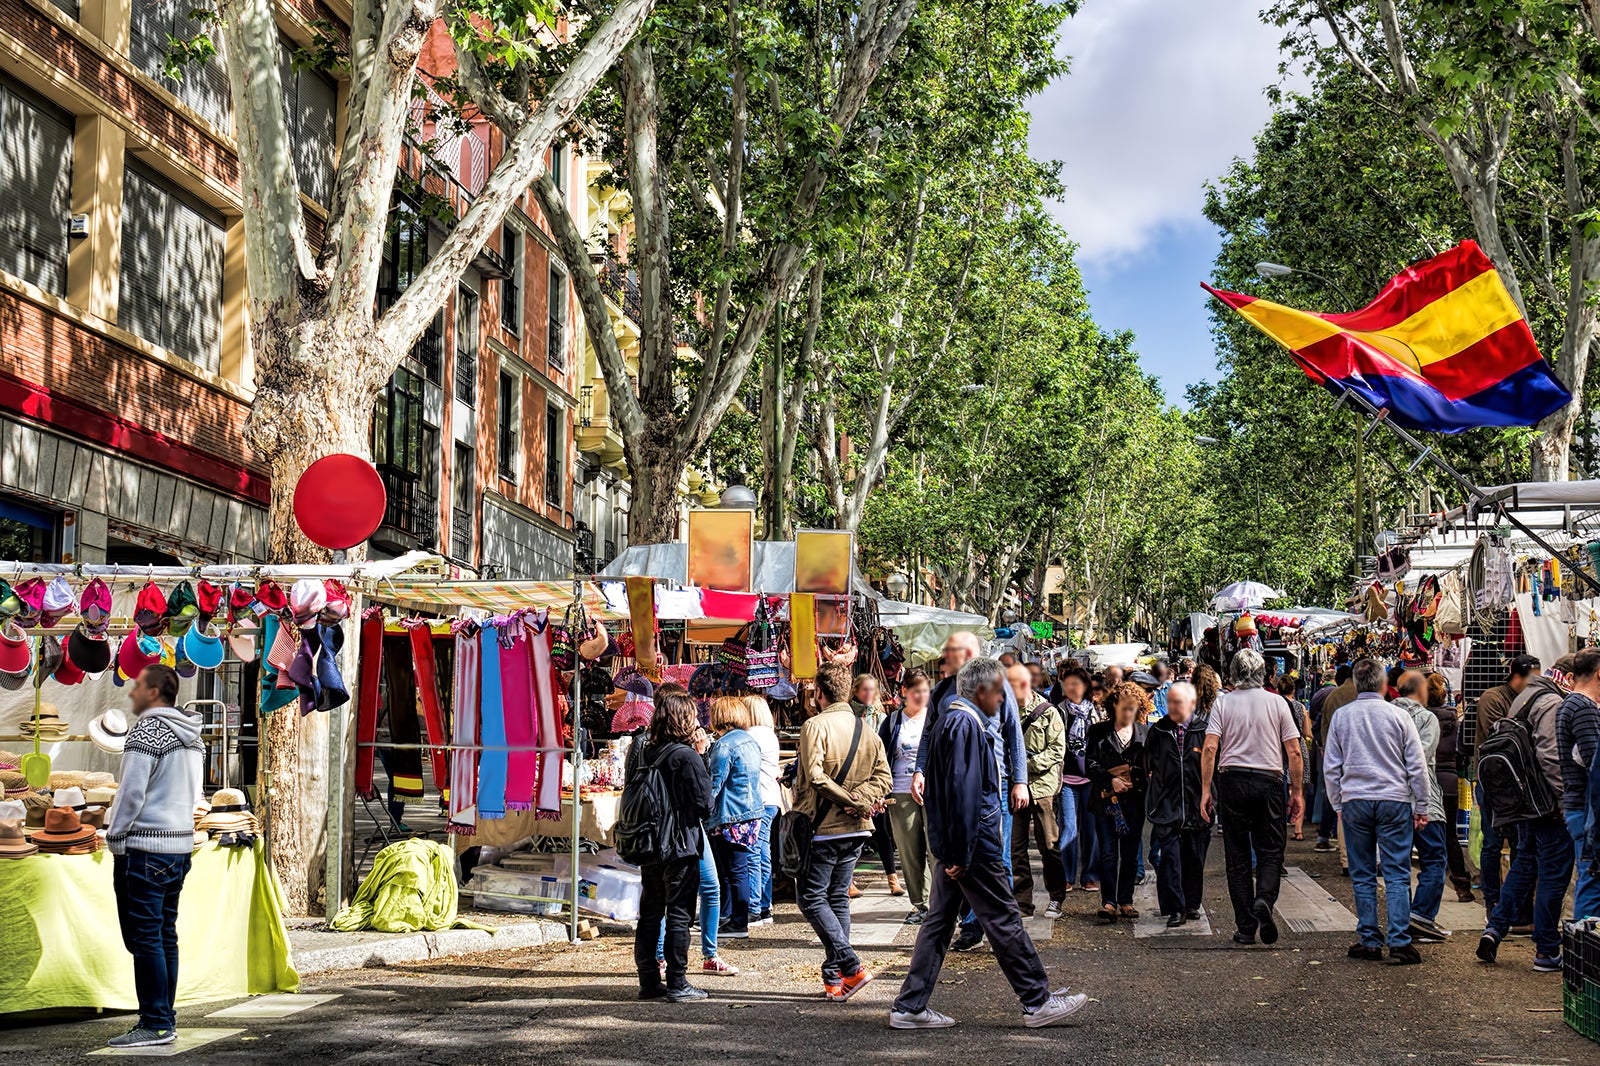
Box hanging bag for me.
[745,596,780,689]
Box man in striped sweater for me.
[106,664,205,1048]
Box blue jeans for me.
[1057,782,1099,885]
[756,805,779,915]
[1488,814,1575,958]
[961,807,1012,936]
[659,831,720,960]
[1342,799,1414,948]
[1411,820,1447,922]
[113,849,193,1032]
[799,837,867,984]
[1565,809,1600,921]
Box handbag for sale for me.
[744,596,779,689]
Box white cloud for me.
[1029,0,1290,265]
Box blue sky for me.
[1027,0,1291,406]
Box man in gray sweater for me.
[1324,658,1430,965]
[106,664,204,1048]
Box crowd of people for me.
[624,628,1600,1030]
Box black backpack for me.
[615,743,680,866]
[1476,693,1559,826]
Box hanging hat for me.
[67,623,112,676]
[258,616,300,715]
[0,819,37,858]
[89,707,129,754]
[31,807,98,850]
[178,624,224,671]
[12,579,45,629]
[227,621,259,664]
[0,581,24,619]
[52,785,86,811]
[79,578,112,633]
[228,583,257,621]
[1234,613,1258,638]
[19,705,68,741]
[195,580,223,623]
[254,580,288,613]
[51,654,84,686]
[117,631,162,680]
[165,580,199,636]
[172,642,197,679]
[0,622,31,675]
[320,579,353,624]
[134,581,168,636]
[34,634,64,684]
[40,576,74,628]
[289,579,327,629]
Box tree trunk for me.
[627,441,685,544]
[246,323,385,914]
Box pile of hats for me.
[196,788,260,847]
[33,789,103,855]
[0,799,34,858]
[16,702,68,742]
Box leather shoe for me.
[1386,944,1423,966]
[1166,913,1187,928]
[1347,944,1383,961]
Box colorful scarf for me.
[407,622,451,806]
[499,615,538,813]
[355,608,384,800]
[528,616,564,813]
[447,624,481,835]
[476,626,508,820]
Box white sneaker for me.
[889,1008,958,1029]
[1023,990,1088,1028]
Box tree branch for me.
[320,0,383,267]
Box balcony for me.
[592,250,642,324]
[414,317,443,384]
[378,469,437,548]
[451,507,473,562]
[455,345,477,405]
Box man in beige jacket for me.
[796,659,893,1000]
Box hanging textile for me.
[380,635,425,798]
[626,577,659,678]
[499,616,539,812]
[477,626,508,820]
[700,588,761,621]
[528,616,564,813]
[407,622,451,805]
[355,608,384,799]
[448,624,481,834]
[790,592,818,679]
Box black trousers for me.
[1152,822,1210,916]
[1216,769,1286,935]
[1011,799,1067,911]
[636,856,699,991]
[892,854,1050,1015]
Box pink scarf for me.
[528,619,564,813]
[447,623,481,834]
[499,615,538,812]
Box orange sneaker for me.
[839,968,875,1001]
[823,981,845,1001]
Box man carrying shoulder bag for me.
[793,659,893,1002]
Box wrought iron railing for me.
[379,469,436,546]
[451,507,473,562]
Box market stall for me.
[0,840,297,1014]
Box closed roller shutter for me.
[119,163,224,372]
[0,80,73,295]
[129,0,233,132]
[279,43,338,206]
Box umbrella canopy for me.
[1210,581,1283,611]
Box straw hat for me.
[31,807,97,850]
[84,786,116,806]
[0,819,37,858]
[83,771,114,789]
[197,788,260,836]
[88,708,129,754]
[19,705,68,741]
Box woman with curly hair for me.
[1192,665,1222,716]
[1087,680,1151,921]
[1055,664,1101,893]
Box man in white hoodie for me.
[106,664,204,1048]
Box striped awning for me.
[366,579,624,619]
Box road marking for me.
[1130,878,1213,937]
[1276,866,1356,933]
[206,993,342,1020]
[89,1029,245,1058]
[851,890,913,945]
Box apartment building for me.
[0,0,578,576]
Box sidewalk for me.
[288,913,570,975]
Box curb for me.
[291,919,569,975]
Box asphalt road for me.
[2,836,1594,1064]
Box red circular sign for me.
[292,454,387,550]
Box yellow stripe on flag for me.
[1233,300,1342,352]
[1347,269,1522,369]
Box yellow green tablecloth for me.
[0,840,299,1014]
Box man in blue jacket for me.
[889,657,1088,1031]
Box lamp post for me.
[718,481,758,509]
[1254,262,1356,311]
[885,571,910,600]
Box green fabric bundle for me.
[330,839,490,933]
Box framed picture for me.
[687,508,754,592]
[814,594,851,637]
[794,529,853,595]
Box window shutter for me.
[0,83,73,294]
[295,71,337,205]
[119,165,223,372]
[128,0,232,132]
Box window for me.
[498,370,519,481]
[414,312,444,384]
[500,228,521,334]
[544,401,564,508]
[547,263,567,371]
[279,42,337,205]
[455,287,479,404]
[452,442,474,562]
[129,0,232,131]
[119,163,224,371]
[371,367,437,543]
[378,197,429,303]
[0,495,59,562]
[0,80,72,294]
[550,143,565,193]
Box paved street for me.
[1,838,1591,1064]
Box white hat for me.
[52,785,86,810]
[89,708,130,754]
[0,799,23,821]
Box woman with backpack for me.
[627,688,716,1002]
[706,696,766,939]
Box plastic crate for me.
[1567,920,1600,990]
[1565,980,1600,1043]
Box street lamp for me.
[885,571,910,599]
[1254,261,1355,310]
[718,482,758,509]
[1195,435,1221,446]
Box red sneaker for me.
[703,956,740,976]
[839,969,875,1001]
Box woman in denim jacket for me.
[706,696,767,937]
